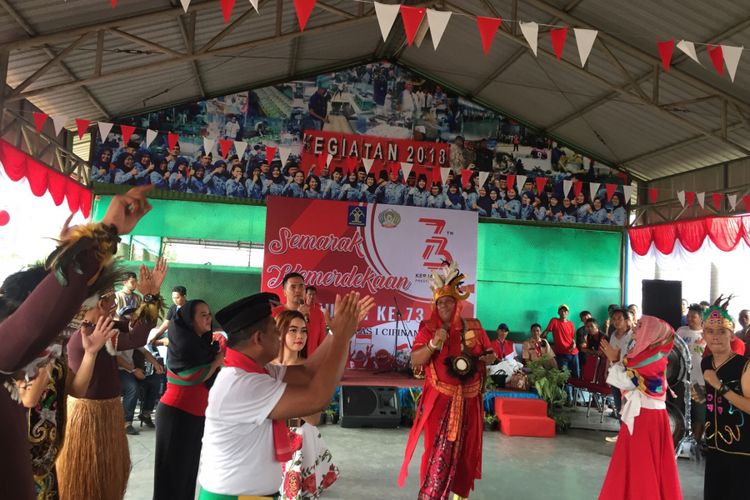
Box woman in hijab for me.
[408,174,430,207]
[226,164,248,199]
[262,164,287,197]
[154,300,224,500]
[520,192,536,220]
[113,153,139,185]
[362,173,379,203]
[503,187,521,219]
[169,158,190,192]
[609,193,627,226]
[427,183,445,209]
[546,194,562,222]
[323,167,344,200]
[560,197,577,223]
[444,183,465,210]
[246,165,264,200]
[204,160,228,197]
[92,148,114,183]
[340,170,363,201]
[599,316,681,500]
[488,189,503,218]
[588,197,609,224]
[474,186,493,217]
[187,165,209,195]
[150,156,171,190]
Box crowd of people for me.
[91,138,628,226]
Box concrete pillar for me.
[710,262,721,303]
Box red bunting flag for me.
[573,180,583,197]
[712,192,723,211]
[685,191,695,207]
[605,183,617,201]
[505,175,515,191]
[120,125,135,145]
[219,139,234,159]
[550,27,568,60]
[389,162,401,178]
[744,195,750,212]
[266,146,277,162]
[400,6,426,46]
[535,176,547,194]
[33,112,49,133]
[647,188,658,204]
[345,156,358,173]
[293,0,317,32]
[315,153,327,174]
[476,16,502,56]
[461,168,473,187]
[432,165,442,185]
[657,39,675,72]
[707,44,725,75]
[111,0,117,7]
[168,132,180,151]
[75,119,90,139]
[220,0,236,23]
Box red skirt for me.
[599,408,681,500]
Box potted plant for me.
[483,413,498,431]
[526,359,572,432]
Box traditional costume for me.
[701,298,750,500]
[399,262,491,500]
[599,315,681,500]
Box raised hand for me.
[137,258,168,296]
[355,295,375,323]
[81,316,118,355]
[101,185,154,235]
[324,293,360,339]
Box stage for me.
[340,369,424,389]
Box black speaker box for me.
[339,386,401,428]
[642,279,682,330]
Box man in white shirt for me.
[198,291,373,499]
[676,303,706,442]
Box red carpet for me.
[495,397,555,438]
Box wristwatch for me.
[718,383,730,396]
[143,294,161,304]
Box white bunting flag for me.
[362,158,374,173]
[676,40,700,65]
[326,154,334,168]
[574,28,598,67]
[520,22,539,56]
[374,2,400,42]
[145,129,158,147]
[400,162,413,178]
[589,182,601,201]
[52,115,69,136]
[203,137,216,156]
[180,0,191,12]
[426,9,451,50]
[279,146,294,166]
[728,193,738,211]
[563,179,573,198]
[696,192,705,209]
[677,190,686,207]
[477,171,490,188]
[440,167,451,185]
[722,45,744,82]
[248,0,259,12]
[623,184,634,203]
[97,122,113,140]
[516,175,527,192]
[234,141,248,159]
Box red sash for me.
[223,347,293,462]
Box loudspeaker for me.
[339,386,401,428]
[642,280,682,330]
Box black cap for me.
[497,323,509,332]
[215,292,280,335]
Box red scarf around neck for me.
[223,347,293,462]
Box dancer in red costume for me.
[599,315,682,500]
[398,262,496,500]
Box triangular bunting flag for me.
[685,191,695,207]
[573,180,583,198]
[75,119,90,139]
[203,137,216,156]
[743,195,750,212]
[374,2,400,42]
[478,171,490,188]
[696,192,705,209]
[563,179,573,198]
[707,44,725,75]
[180,0,191,13]
[248,0,259,12]
[120,124,135,145]
[711,193,723,211]
[52,115,69,136]
[605,183,617,201]
[676,40,700,64]
[623,184,634,203]
[145,129,158,147]
[32,112,48,133]
[316,153,327,173]
[325,153,333,167]
[722,45,743,82]
[111,0,117,7]
[266,146,278,162]
[505,175,515,191]
[293,0,317,32]
[574,28,597,67]
[550,26,568,60]
[401,162,414,179]
[647,187,658,204]
[279,146,294,165]
[536,176,548,194]
[728,193,738,211]
[440,167,451,185]
[389,162,400,179]
[460,168,473,187]
[516,175,527,192]
[219,139,234,158]
[362,157,374,174]
[220,0,236,24]
[346,156,359,174]
[657,39,675,72]
[400,6,426,47]
[168,132,180,151]
[677,190,686,207]
[234,141,248,159]
[98,122,113,141]
[476,16,502,56]
[426,9,451,50]
[520,22,539,56]
[589,182,600,201]
[432,165,442,184]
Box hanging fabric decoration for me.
[516,174,528,192]
[432,165,442,184]
[520,22,539,56]
[74,119,90,140]
[657,39,675,72]
[622,184,634,203]
[589,181,600,201]
[400,6,426,46]
[374,2,400,42]
[293,0,317,32]
[550,26,568,60]
[32,112,48,133]
[52,116,69,136]
[728,193,738,211]
[440,167,451,185]
[707,44,725,75]
[168,132,180,151]
[220,0,236,24]
[234,141,248,159]
[426,9,451,50]
[248,0,259,12]
[315,152,327,173]
[401,162,414,179]
[605,183,617,201]
[696,192,705,209]
[573,28,597,67]
[712,193,723,211]
[345,156,358,173]
[203,137,216,156]
[145,129,158,147]
[685,191,695,207]
[279,146,294,166]
[180,0,191,13]
[476,16,502,56]
[98,122,113,141]
[219,139,234,159]
[722,45,743,82]
[505,175,515,191]
[460,168,473,187]
[573,180,583,198]
[677,190,686,207]
[676,40,700,64]
[562,179,573,198]
[744,195,750,212]
[266,146,278,162]
[325,153,333,168]
[111,0,117,7]
[536,176,548,194]
[120,124,135,145]
[477,171,490,188]
[647,187,658,204]
[362,157,374,174]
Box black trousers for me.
[153,403,205,500]
[704,449,750,500]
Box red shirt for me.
[272,303,327,356]
[490,338,515,359]
[703,337,746,358]
[546,318,578,355]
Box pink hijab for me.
[626,315,675,361]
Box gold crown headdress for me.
[703,294,735,332]
[428,261,471,302]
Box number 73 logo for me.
[419,218,453,269]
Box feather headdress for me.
[428,261,471,302]
[703,294,735,332]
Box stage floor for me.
[340,369,424,388]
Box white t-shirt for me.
[676,326,705,384]
[199,364,288,496]
[609,329,633,362]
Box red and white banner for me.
[261,196,477,370]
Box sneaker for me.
[605,436,618,443]
[125,424,140,436]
